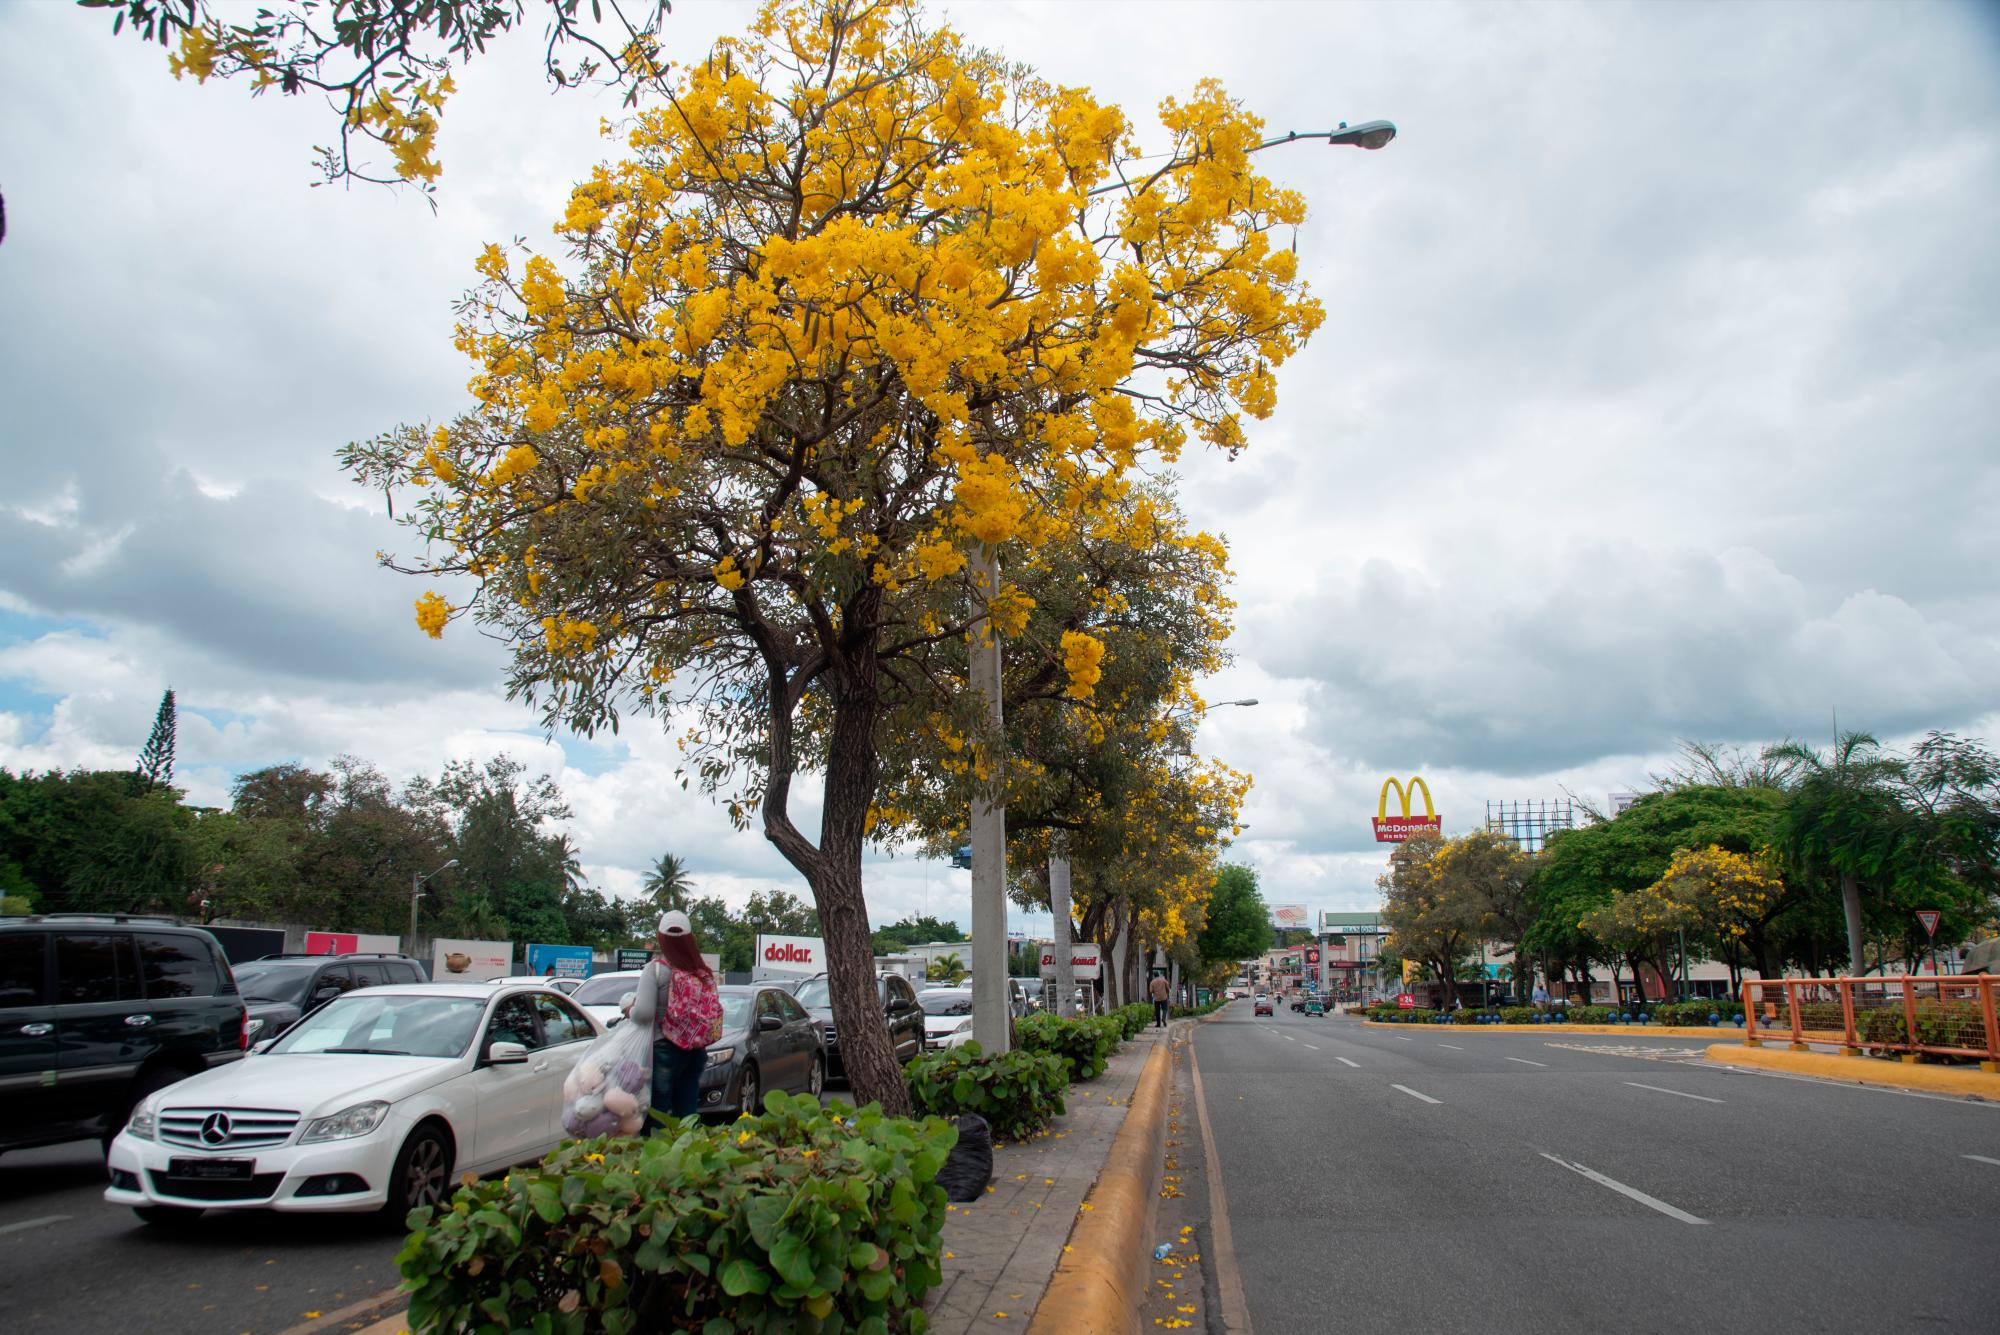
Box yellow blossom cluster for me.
[1059,630,1106,700]
[414,591,451,639]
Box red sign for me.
[1916,910,1941,939]
[1328,960,1362,970]
[1304,947,1321,966]
[1373,777,1441,843]
[1396,993,1415,1009]
[306,931,358,955]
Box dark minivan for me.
[0,915,247,1155]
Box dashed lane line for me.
[0,1215,69,1236]
[1505,1057,1549,1067]
[1966,1154,2000,1168]
[1436,1043,1464,1050]
[1301,1043,1319,1050]
[1540,1154,1706,1225]
[1336,1057,1360,1068]
[1391,1084,1441,1105]
[1625,1081,1723,1104]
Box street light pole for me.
[409,858,459,956]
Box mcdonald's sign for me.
[1374,776,1442,843]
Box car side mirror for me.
[757,1014,784,1032]
[313,986,342,1003]
[486,1040,530,1066]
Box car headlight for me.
[299,1100,392,1144]
[706,1046,736,1066]
[126,1093,160,1141]
[953,1019,974,1034]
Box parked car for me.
[232,953,429,1047]
[917,986,1020,1052]
[699,985,825,1116]
[486,974,583,996]
[1253,995,1274,1017]
[569,969,646,1030]
[105,981,601,1224]
[783,972,924,1079]
[1,914,248,1157]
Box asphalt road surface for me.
[0,1139,414,1335]
[1191,1003,2000,1333]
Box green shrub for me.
[1650,1001,1745,1026]
[1017,1013,1122,1081]
[1114,1003,1152,1038]
[1564,1005,1615,1023]
[397,1091,950,1335]
[903,1042,1068,1141]
[1169,999,1226,1019]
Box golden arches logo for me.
[1373,776,1442,843]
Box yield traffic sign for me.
[1916,910,1941,939]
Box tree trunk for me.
[1840,872,1865,977]
[1108,892,1130,1009]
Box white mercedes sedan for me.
[105,982,600,1224]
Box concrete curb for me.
[1705,1042,2000,1099]
[1026,1039,1171,1335]
[1359,1019,1740,1038]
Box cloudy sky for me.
[3,0,1996,931]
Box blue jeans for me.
[652,1038,708,1123]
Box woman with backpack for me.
[625,910,724,1124]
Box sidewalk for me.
[926,1024,1166,1334]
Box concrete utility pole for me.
[409,858,458,955]
[1050,836,1074,1015]
[968,544,1010,1052]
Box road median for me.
[1025,1038,1171,1335]
[1359,1018,1739,1038]
[1705,1042,2000,1098]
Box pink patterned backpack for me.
[656,964,724,1049]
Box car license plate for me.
[167,1157,255,1180]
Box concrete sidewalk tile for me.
[924,1027,1164,1335]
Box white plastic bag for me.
[560,1011,653,1139]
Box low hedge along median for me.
[1017,1012,1123,1081]
[903,1042,1069,1141]
[398,1091,951,1335]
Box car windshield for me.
[571,973,641,1006]
[267,993,486,1059]
[791,978,831,1009]
[920,991,973,1016]
[716,992,754,1031]
[231,962,315,1007]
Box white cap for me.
[658,909,692,937]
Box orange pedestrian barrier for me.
[1740,974,2000,1071]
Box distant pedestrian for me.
[1149,972,1171,1027]
[1532,982,1549,1010]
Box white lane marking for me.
[1505,1057,1549,1067]
[1394,1037,1413,1042]
[1436,1043,1464,1050]
[1966,1154,2000,1167]
[1301,1044,1320,1051]
[1625,1081,1723,1104]
[1282,1034,1297,1042]
[0,1214,69,1236]
[1540,1154,1706,1225]
[1391,1084,1441,1105]
[1336,1056,1360,1068]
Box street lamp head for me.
[1328,119,1396,150]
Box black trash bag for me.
[937,1113,994,1202]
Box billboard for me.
[432,937,512,981]
[1039,947,1102,981]
[1270,904,1310,932]
[204,925,286,965]
[527,943,594,979]
[306,931,401,956]
[755,933,827,976]
[1373,776,1442,843]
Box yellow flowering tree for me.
[345,0,1321,1110]
[84,0,675,192]
[1645,843,1786,991]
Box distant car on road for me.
[2,914,249,1158]
[105,981,601,1224]
[1253,995,1275,1017]
[1304,998,1325,1017]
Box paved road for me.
[0,1139,409,1335]
[1191,1004,2000,1332]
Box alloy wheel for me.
[406,1134,448,1208]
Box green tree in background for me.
[1197,864,1272,968]
[136,688,177,787]
[872,915,966,954]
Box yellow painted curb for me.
[1705,1042,2000,1099]
[1026,1040,1171,1335]
[1359,1019,1736,1038]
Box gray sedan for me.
[696,985,825,1117]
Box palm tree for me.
[927,952,965,984]
[643,852,695,913]
[1765,732,1907,975]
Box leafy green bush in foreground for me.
[398,1091,950,1334]
[903,1042,1069,1142]
[1017,1012,1123,1081]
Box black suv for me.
[782,972,923,1080]
[231,952,429,1045]
[0,915,248,1155]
